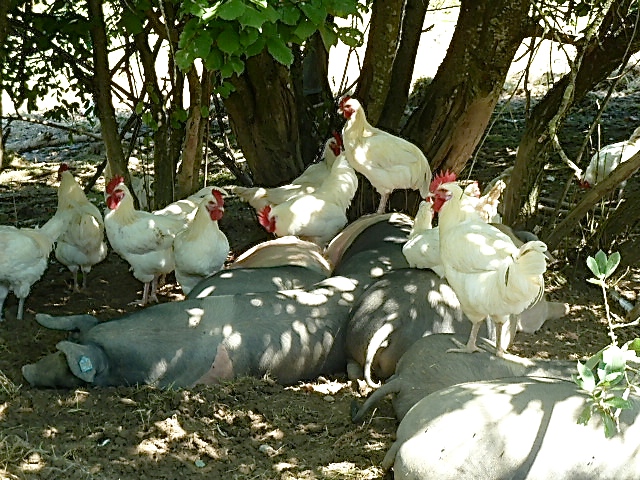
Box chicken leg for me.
[376,193,389,214]
[447,321,483,354]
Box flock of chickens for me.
[1,96,637,357]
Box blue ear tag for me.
[78,355,94,373]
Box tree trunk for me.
[0,0,8,169]
[378,0,430,132]
[87,0,127,185]
[354,0,404,125]
[503,0,640,228]
[402,0,532,173]
[224,50,303,187]
[177,67,212,199]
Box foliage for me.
[573,250,640,437]
[170,0,366,94]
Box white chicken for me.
[463,179,507,223]
[54,164,107,291]
[338,96,431,213]
[104,175,186,305]
[0,209,72,321]
[173,188,230,294]
[431,173,548,356]
[230,132,343,212]
[402,200,444,277]
[579,125,640,198]
[256,153,358,246]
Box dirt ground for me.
[0,91,639,479]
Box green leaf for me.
[119,10,144,36]
[192,31,213,59]
[217,0,246,20]
[604,252,621,278]
[200,105,210,118]
[327,0,359,17]
[215,81,236,97]
[576,361,596,392]
[280,5,301,26]
[239,27,259,47]
[220,62,235,79]
[577,404,592,425]
[205,48,224,70]
[217,28,241,54]
[595,250,608,274]
[300,1,327,25]
[267,36,293,66]
[603,396,632,410]
[174,49,195,70]
[337,26,364,47]
[260,4,280,22]
[627,338,640,355]
[603,412,618,438]
[240,7,267,29]
[586,255,601,278]
[319,24,338,49]
[249,0,267,7]
[228,56,245,75]
[293,18,318,41]
[602,345,627,372]
[245,36,266,57]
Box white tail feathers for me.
[514,240,548,277]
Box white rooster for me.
[579,125,640,198]
[173,188,230,294]
[104,175,186,305]
[338,96,431,213]
[256,153,358,246]
[230,132,343,212]
[0,209,72,321]
[430,172,548,356]
[54,164,108,291]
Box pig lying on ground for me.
[23,214,411,389]
[188,236,332,298]
[346,269,470,386]
[382,377,640,479]
[23,277,357,388]
[352,333,575,422]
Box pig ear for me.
[56,341,108,383]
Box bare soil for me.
[0,92,639,479]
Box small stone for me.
[323,395,335,403]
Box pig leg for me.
[35,313,99,332]
[193,344,234,385]
[351,377,402,423]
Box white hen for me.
[431,173,548,357]
[256,153,358,246]
[174,188,230,294]
[339,96,431,213]
[104,175,185,305]
[0,209,71,321]
[402,200,444,277]
[579,125,640,198]
[54,164,107,291]
[230,133,343,212]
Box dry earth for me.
[0,91,639,479]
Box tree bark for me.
[503,0,640,227]
[224,50,303,187]
[87,0,127,186]
[378,0,430,132]
[402,0,532,173]
[0,0,8,169]
[354,0,404,125]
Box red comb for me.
[339,96,351,109]
[331,131,344,150]
[429,170,457,193]
[212,188,224,207]
[58,163,70,173]
[106,175,125,194]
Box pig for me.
[23,214,412,389]
[23,277,357,388]
[381,377,640,479]
[352,333,575,422]
[346,269,470,386]
[187,235,333,298]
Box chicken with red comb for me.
[339,96,431,213]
